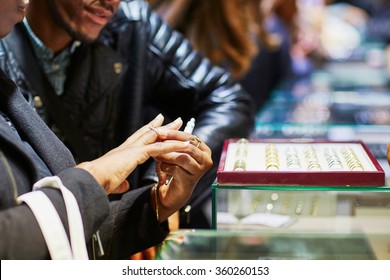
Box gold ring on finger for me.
[193,135,202,148]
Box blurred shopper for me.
[149,0,288,112]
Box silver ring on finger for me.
[149,125,160,136]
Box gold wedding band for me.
[149,125,159,136]
[194,135,202,148]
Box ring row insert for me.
[227,142,375,172]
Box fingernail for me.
[155,113,163,120]
[174,117,182,122]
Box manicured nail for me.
[155,113,163,120]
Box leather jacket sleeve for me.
[122,0,255,148]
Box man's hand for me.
[152,126,213,222]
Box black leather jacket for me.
[0,0,255,227]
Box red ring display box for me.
[217,139,385,186]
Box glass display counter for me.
[156,184,390,260]
[212,184,390,237]
[157,229,390,260]
[255,91,390,126]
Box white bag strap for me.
[17,176,89,260]
[17,191,73,259]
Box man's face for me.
[48,0,120,42]
[0,0,29,37]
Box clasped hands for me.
[77,113,212,222]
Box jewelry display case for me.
[175,41,390,261]
[256,90,390,125]
[213,134,390,245]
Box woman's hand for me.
[77,114,187,194]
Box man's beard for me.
[48,1,95,43]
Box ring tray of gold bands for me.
[217,139,385,186]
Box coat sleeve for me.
[0,168,109,260]
[97,185,169,260]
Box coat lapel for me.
[0,69,75,174]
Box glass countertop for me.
[157,229,390,260]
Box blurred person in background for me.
[266,0,325,79]
[148,0,289,112]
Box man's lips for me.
[84,5,113,26]
[85,5,113,19]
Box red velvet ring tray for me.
[217,139,385,186]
